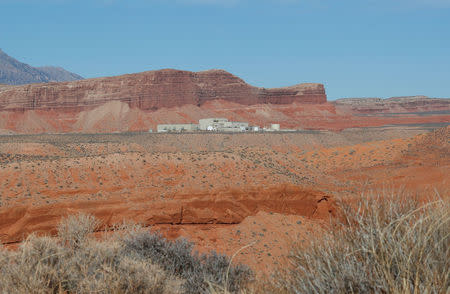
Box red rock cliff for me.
[0,69,327,111]
[334,96,450,114]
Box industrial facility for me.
[156,124,199,133]
[156,118,281,133]
[198,118,249,132]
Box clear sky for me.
[1,0,449,99]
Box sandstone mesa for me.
[0,69,326,112]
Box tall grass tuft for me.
[271,191,449,294]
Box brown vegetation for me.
[267,191,449,293]
[0,126,448,278]
[0,214,252,294]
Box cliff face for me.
[334,96,450,114]
[3,68,448,135]
[0,69,327,112]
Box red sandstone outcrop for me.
[334,96,450,114]
[1,70,449,134]
[0,69,327,112]
[0,186,333,244]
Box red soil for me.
[0,127,448,275]
[0,99,448,134]
[1,70,448,276]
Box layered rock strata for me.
[334,96,450,114]
[0,69,327,112]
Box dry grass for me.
[268,190,449,294]
[0,214,252,294]
[1,190,448,294]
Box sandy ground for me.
[0,126,448,275]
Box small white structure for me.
[199,118,248,132]
[157,124,199,133]
[199,118,228,131]
[270,124,280,131]
[252,126,260,132]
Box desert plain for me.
[0,124,448,275]
[0,69,449,278]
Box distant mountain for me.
[36,66,83,83]
[0,49,83,85]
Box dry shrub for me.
[57,213,99,249]
[0,214,252,294]
[270,190,449,294]
[121,227,253,294]
[0,216,181,294]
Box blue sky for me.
[1,0,449,99]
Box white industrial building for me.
[156,118,268,133]
[157,123,199,133]
[198,118,227,131]
[198,118,249,132]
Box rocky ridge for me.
[334,96,450,114]
[0,49,83,85]
[0,69,326,112]
[0,68,448,134]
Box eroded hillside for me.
[0,126,448,273]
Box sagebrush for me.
[0,214,253,294]
[270,191,449,294]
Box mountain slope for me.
[0,49,83,85]
[37,66,83,82]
